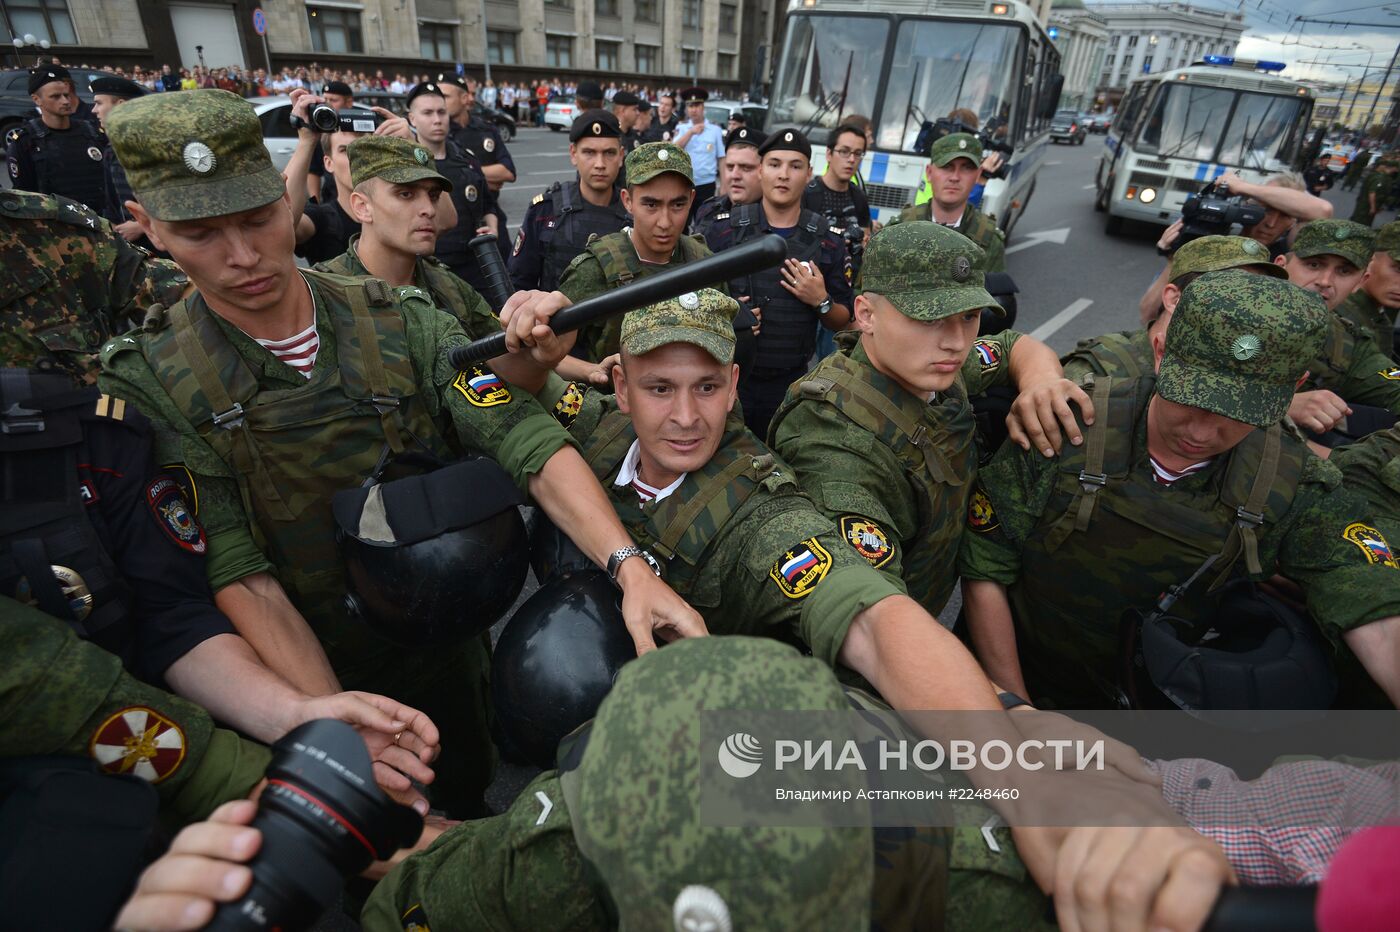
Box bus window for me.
[1139,83,1234,161]
[1113,83,1148,137]
[1216,92,1307,169]
[769,14,890,132]
[874,19,1024,152]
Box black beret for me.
[680,86,709,104]
[29,66,71,95]
[611,90,641,107]
[324,80,354,97]
[757,128,811,161]
[88,74,146,100]
[576,81,605,102]
[406,82,446,106]
[637,98,651,113]
[724,126,766,150]
[434,73,469,90]
[570,109,622,142]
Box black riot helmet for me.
[333,456,528,647]
[492,569,636,769]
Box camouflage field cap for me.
[106,89,286,222]
[626,141,694,186]
[570,636,872,931]
[1290,219,1375,270]
[620,288,737,363]
[347,135,453,192]
[1376,221,1400,262]
[1168,235,1285,282]
[929,132,983,166]
[1158,269,1328,427]
[860,221,995,320]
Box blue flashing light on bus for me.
[1200,55,1287,73]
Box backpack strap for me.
[651,447,780,560]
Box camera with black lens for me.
[204,719,422,932]
[1170,180,1267,253]
[293,105,381,134]
[835,203,866,264]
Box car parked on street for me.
[1049,109,1087,145]
[545,94,577,131]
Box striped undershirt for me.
[1148,454,1215,485]
[613,439,686,504]
[255,322,319,377]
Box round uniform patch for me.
[1231,334,1262,361]
[958,139,968,150]
[451,365,512,407]
[839,515,893,568]
[86,146,102,161]
[768,538,833,600]
[90,707,186,783]
[1335,228,1351,241]
[658,148,670,161]
[414,147,430,165]
[737,129,748,141]
[967,488,998,533]
[146,477,206,554]
[952,255,972,282]
[972,338,1002,370]
[1243,240,1266,257]
[1343,522,1399,568]
[784,131,794,143]
[1380,367,1400,381]
[679,291,700,309]
[592,122,602,135]
[552,381,586,428]
[483,137,495,153]
[181,141,216,175]
[465,184,478,203]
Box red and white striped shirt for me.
[614,440,686,504]
[255,322,319,377]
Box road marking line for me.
[1029,298,1094,342]
[1046,160,1062,166]
[1082,183,1096,189]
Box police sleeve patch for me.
[90,706,186,783]
[146,477,206,554]
[513,229,525,256]
[401,903,430,932]
[553,381,586,428]
[451,365,512,407]
[1343,522,1399,568]
[768,538,833,599]
[971,339,1002,370]
[1379,367,1400,381]
[967,488,999,533]
[162,463,200,515]
[839,515,893,568]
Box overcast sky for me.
[1091,1,1400,82]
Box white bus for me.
[1094,56,1314,234]
[768,0,1062,233]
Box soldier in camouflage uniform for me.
[0,190,188,385]
[767,222,1092,617]
[1336,220,1400,356]
[1351,158,1395,228]
[961,270,1400,708]
[92,90,702,817]
[890,134,1006,273]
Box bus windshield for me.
[1136,83,1307,168]
[875,20,1023,151]
[769,14,890,132]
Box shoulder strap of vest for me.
[1085,331,1147,380]
[1042,375,1141,551]
[677,233,711,262]
[734,202,760,229]
[587,233,643,287]
[651,428,782,561]
[794,353,962,485]
[581,408,637,471]
[416,259,472,323]
[799,208,823,235]
[1211,423,1300,584]
[555,180,576,214]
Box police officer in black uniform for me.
[613,90,644,152]
[87,74,156,251]
[644,92,680,143]
[405,81,499,297]
[700,129,854,436]
[692,126,765,235]
[6,66,107,211]
[437,73,517,262]
[509,110,629,293]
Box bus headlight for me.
[1139,187,1158,204]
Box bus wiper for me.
[1160,127,1208,161]
[900,61,924,148]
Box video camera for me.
[291,105,383,134]
[913,116,1014,180]
[833,203,866,264]
[1171,180,1266,253]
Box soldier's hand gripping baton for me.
[449,234,789,368]
[469,232,515,313]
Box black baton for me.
[469,232,515,313]
[449,234,789,368]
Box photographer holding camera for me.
[1138,171,1332,325]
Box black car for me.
[0,67,113,136]
[1049,109,1087,145]
[474,104,515,143]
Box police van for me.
[767,0,1061,233]
[1094,56,1315,234]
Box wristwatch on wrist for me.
[606,546,662,585]
[816,297,833,316]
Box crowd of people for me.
[4,58,1400,932]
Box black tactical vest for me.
[539,181,629,291]
[434,140,491,287]
[729,203,826,370]
[0,370,130,639]
[20,118,107,211]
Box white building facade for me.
[1089,2,1245,105]
[1050,0,1108,111]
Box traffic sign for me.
[252,7,267,36]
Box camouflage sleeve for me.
[956,439,1058,585]
[113,250,189,323]
[959,329,1022,395]
[361,772,609,932]
[1331,426,1400,527]
[557,252,608,305]
[448,275,503,339]
[409,302,575,492]
[1336,328,1400,414]
[535,376,611,440]
[1276,458,1400,638]
[0,596,271,825]
[768,398,910,592]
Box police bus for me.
[767,0,1062,233]
[1094,56,1314,234]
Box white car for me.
[545,94,579,132]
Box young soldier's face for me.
[722,145,762,204]
[854,292,980,395]
[408,96,451,145]
[760,152,810,210]
[1278,252,1365,311]
[926,158,980,212]
[571,139,624,196]
[1147,395,1254,465]
[1364,251,1400,308]
[621,176,695,262]
[322,130,361,191]
[354,179,445,257]
[134,194,299,316]
[31,80,75,117]
[615,342,739,488]
[91,94,124,128]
